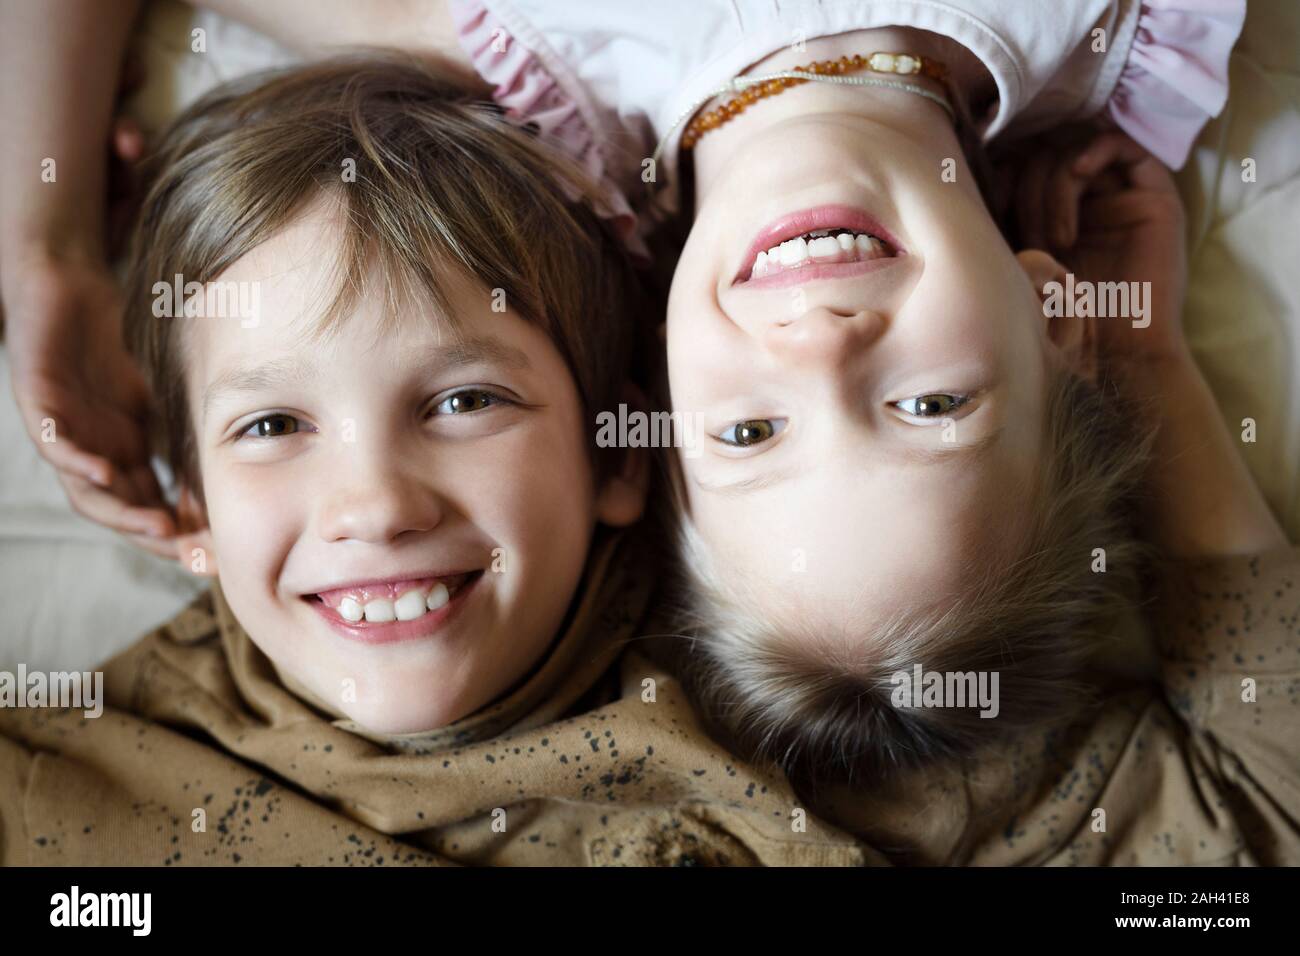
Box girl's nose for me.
[759,307,886,371]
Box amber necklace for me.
[653,52,953,166]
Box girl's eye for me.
[241,414,300,439]
[433,389,502,415]
[893,394,970,418]
[715,418,786,447]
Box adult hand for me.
[4,245,178,558]
[1014,129,1189,365]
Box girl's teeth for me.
[748,232,891,279]
[363,598,396,623]
[426,582,450,611]
[394,589,427,621]
[778,236,809,266]
[807,235,840,257]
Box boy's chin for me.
[265,652,471,734]
[341,698,468,736]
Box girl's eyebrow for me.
[202,336,532,422]
[693,466,797,496]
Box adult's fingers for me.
[55,469,176,539]
[1077,191,1167,233]
[23,398,152,489]
[1016,148,1057,251]
[1070,131,1147,178]
[112,115,145,163]
[124,530,185,561]
[1045,159,1089,252]
[122,460,176,524]
[1072,131,1173,193]
[30,428,116,487]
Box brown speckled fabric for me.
[2,543,1296,866]
[806,547,1300,865]
[0,532,872,866]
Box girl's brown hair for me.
[124,52,651,503]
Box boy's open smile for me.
[303,570,484,645]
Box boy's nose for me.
[759,307,886,371]
[315,455,445,544]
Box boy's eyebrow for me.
[201,336,532,421]
[693,429,1005,496]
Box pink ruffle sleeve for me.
[1107,0,1246,169]
[450,0,649,263]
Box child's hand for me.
[1016,130,1188,366]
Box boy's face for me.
[666,116,1079,635]
[182,200,627,734]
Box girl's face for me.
[667,114,1067,634]
[184,200,636,734]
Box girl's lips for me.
[732,203,905,286]
[738,254,904,291]
[304,571,482,645]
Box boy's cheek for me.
[205,470,300,596]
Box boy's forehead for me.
[187,271,531,429]
[179,192,526,417]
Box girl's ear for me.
[1016,249,1098,382]
[594,383,651,528]
[175,484,219,577]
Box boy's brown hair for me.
[668,368,1153,787]
[124,52,650,503]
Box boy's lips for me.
[732,203,906,287]
[303,571,483,645]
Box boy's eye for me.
[892,394,970,418]
[434,389,502,415]
[715,418,786,447]
[241,414,300,439]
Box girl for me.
[436,1,1300,867]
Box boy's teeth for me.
[855,234,873,255]
[363,598,396,623]
[426,582,450,611]
[394,589,427,621]
[339,596,364,623]
[318,574,473,625]
[837,233,854,251]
